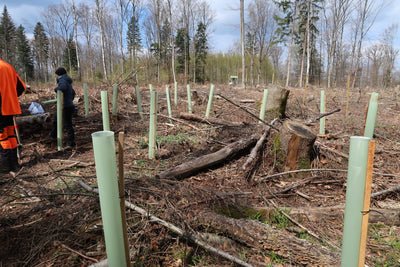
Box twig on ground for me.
[55,241,99,263]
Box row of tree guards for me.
[48,82,378,266]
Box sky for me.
[1,0,400,56]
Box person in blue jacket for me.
[49,67,76,148]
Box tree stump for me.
[279,120,317,172]
[265,85,290,119]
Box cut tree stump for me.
[156,136,257,180]
[280,120,317,172]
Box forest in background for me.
[0,0,399,89]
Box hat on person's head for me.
[55,67,67,76]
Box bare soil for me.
[0,83,399,266]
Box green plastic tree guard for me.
[205,84,215,118]
[187,84,192,114]
[319,90,326,135]
[92,131,128,267]
[166,86,172,123]
[364,92,378,139]
[259,89,268,123]
[101,91,110,131]
[57,90,63,151]
[41,99,57,105]
[112,84,118,116]
[148,91,158,159]
[341,136,370,267]
[84,83,89,118]
[174,82,178,106]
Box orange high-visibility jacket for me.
[0,58,26,115]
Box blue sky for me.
[2,0,399,55]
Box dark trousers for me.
[50,106,75,146]
[0,115,18,173]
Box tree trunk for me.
[156,137,257,180]
[240,0,245,89]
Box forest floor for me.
[0,81,399,267]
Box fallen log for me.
[254,205,400,226]
[16,113,50,125]
[195,211,341,266]
[156,137,257,180]
[179,112,245,127]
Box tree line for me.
[0,0,398,89]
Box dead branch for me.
[55,241,99,263]
[156,136,257,180]
[243,119,277,173]
[256,205,400,226]
[303,108,341,126]
[371,185,400,198]
[255,168,348,183]
[179,112,245,127]
[216,93,279,130]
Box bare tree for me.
[366,43,384,86]
[323,0,353,88]
[95,0,108,82]
[350,0,384,89]
[115,0,130,74]
[247,0,278,85]
[71,0,81,80]
[42,4,73,71]
[381,24,399,88]
[240,0,245,89]
[77,2,97,80]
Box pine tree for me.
[296,0,322,84]
[32,22,49,81]
[194,22,208,83]
[175,28,190,75]
[0,6,17,64]
[127,15,141,68]
[15,25,34,80]
[63,36,78,73]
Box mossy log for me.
[280,120,317,172]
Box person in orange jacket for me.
[0,57,26,174]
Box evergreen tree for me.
[273,0,297,43]
[0,6,17,64]
[15,25,34,80]
[296,0,322,83]
[194,22,208,83]
[127,15,141,68]
[159,18,172,65]
[175,27,190,75]
[32,22,49,81]
[63,36,78,73]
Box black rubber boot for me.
[0,148,11,175]
[8,148,20,172]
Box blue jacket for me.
[55,74,75,108]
